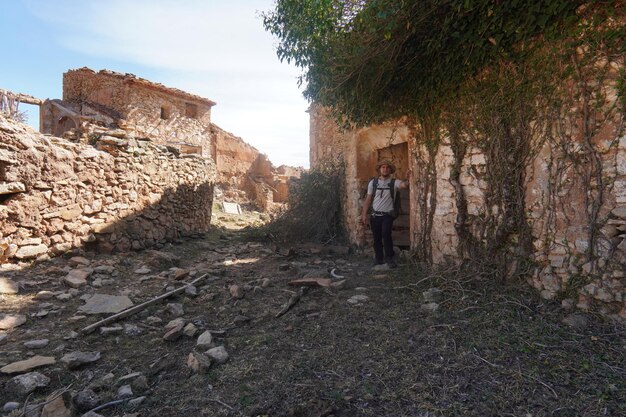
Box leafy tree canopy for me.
[263,0,618,126]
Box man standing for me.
[360,160,410,268]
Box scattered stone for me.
[78,294,134,315]
[60,351,101,370]
[373,264,390,271]
[64,331,79,340]
[196,330,213,349]
[165,303,184,317]
[278,263,290,271]
[260,278,271,288]
[34,290,55,300]
[330,279,346,290]
[72,389,100,412]
[41,394,71,417]
[187,351,212,373]
[205,346,229,364]
[64,269,92,288]
[562,313,590,330]
[56,293,73,301]
[0,331,7,345]
[145,316,162,325]
[3,402,20,413]
[0,313,27,330]
[422,288,443,303]
[1,356,56,374]
[93,265,115,274]
[117,384,133,399]
[24,339,49,349]
[421,302,440,313]
[0,277,19,294]
[229,284,244,299]
[172,268,190,280]
[5,371,51,396]
[185,285,198,297]
[134,267,151,275]
[68,256,91,267]
[163,318,185,341]
[347,295,369,305]
[183,322,198,337]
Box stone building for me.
[40,67,216,157]
[310,69,626,319]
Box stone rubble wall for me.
[310,106,626,319]
[211,123,302,209]
[0,115,216,263]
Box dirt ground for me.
[1,211,625,417]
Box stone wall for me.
[0,115,216,263]
[211,123,302,210]
[310,105,626,319]
[49,68,215,157]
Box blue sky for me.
[0,0,311,167]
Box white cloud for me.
[25,0,311,167]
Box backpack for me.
[370,177,401,220]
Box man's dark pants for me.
[370,214,394,264]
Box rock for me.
[196,330,213,349]
[0,313,27,330]
[23,403,44,417]
[205,345,229,364]
[561,299,575,310]
[5,372,51,396]
[0,331,7,345]
[421,302,440,313]
[134,266,151,275]
[124,324,143,336]
[3,402,20,413]
[68,256,91,267]
[373,263,390,271]
[330,279,346,290]
[41,394,71,417]
[15,244,48,259]
[117,384,133,399]
[185,285,198,297]
[422,288,443,303]
[24,339,49,349]
[64,269,92,288]
[34,290,55,300]
[165,303,184,317]
[183,323,198,337]
[163,318,185,341]
[229,284,244,299]
[0,277,19,294]
[562,313,590,330]
[611,206,626,218]
[172,268,189,280]
[347,294,369,305]
[78,294,134,315]
[1,356,56,374]
[60,351,101,370]
[72,389,100,412]
[187,351,212,373]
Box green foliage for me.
[264,159,346,243]
[264,0,593,126]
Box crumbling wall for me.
[0,115,216,263]
[211,123,302,209]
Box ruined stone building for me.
[310,62,626,320]
[0,67,299,264]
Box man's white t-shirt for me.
[367,177,400,213]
